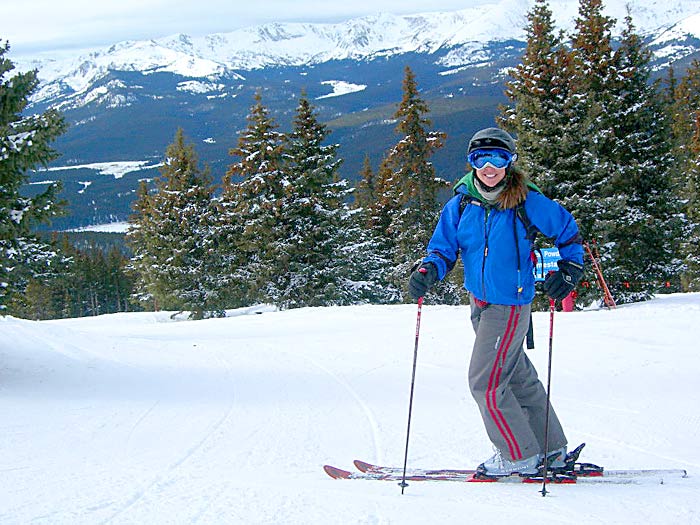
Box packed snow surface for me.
[1,294,699,524]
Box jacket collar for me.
[453,170,542,206]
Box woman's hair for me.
[497,164,529,209]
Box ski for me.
[353,442,600,479]
[325,443,687,484]
[324,463,687,484]
[349,460,687,482]
[354,459,475,477]
[324,464,577,483]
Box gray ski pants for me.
[469,298,567,461]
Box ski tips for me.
[353,459,374,472]
[323,465,352,479]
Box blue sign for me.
[534,247,561,282]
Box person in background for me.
[408,127,584,477]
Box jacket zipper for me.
[481,207,491,301]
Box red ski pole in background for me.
[399,270,427,494]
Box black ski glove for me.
[408,263,438,300]
[544,260,584,301]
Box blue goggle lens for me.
[468,148,514,169]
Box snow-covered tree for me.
[501,0,683,305]
[128,129,216,318]
[671,60,700,290]
[670,60,700,155]
[11,238,136,320]
[223,92,287,306]
[274,93,350,307]
[206,181,246,309]
[599,15,684,301]
[372,66,451,302]
[562,0,623,248]
[0,41,67,312]
[500,0,571,188]
[683,118,700,291]
[350,156,403,304]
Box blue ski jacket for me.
[423,177,584,306]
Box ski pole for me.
[540,297,556,497]
[399,294,424,494]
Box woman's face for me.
[475,164,507,188]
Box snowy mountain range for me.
[18,0,700,106]
[15,0,700,231]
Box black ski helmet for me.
[467,127,516,155]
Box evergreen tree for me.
[500,0,571,188]
[670,61,700,273]
[0,41,67,311]
[127,180,158,308]
[223,92,287,305]
[670,60,700,157]
[275,93,350,307]
[667,60,700,291]
[358,156,402,300]
[502,1,683,305]
[207,175,247,309]
[499,0,581,305]
[508,0,621,302]
[128,128,215,318]
[563,3,683,304]
[7,236,70,320]
[106,245,133,313]
[683,116,700,291]
[374,66,450,301]
[9,238,137,320]
[351,155,403,303]
[563,0,621,247]
[601,15,684,301]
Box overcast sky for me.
[1,1,493,57]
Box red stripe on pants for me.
[485,306,523,460]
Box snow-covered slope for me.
[1,295,698,523]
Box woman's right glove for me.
[544,260,584,301]
[408,263,438,300]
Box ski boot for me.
[472,450,541,480]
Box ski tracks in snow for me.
[99,350,239,524]
[277,347,385,466]
[100,406,237,524]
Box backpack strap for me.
[515,202,539,245]
[458,193,482,216]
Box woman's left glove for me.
[544,260,584,300]
[408,263,438,300]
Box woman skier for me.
[408,127,584,477]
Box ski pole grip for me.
[418,267,428,300]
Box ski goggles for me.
[467,148,516,169]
